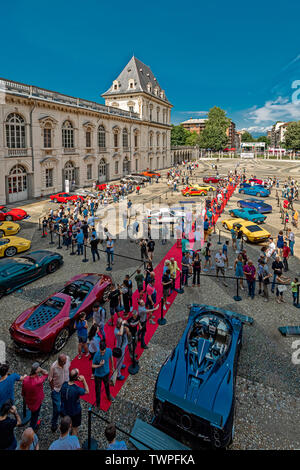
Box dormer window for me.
[128,79,135,90]
[113,80,119,91]
[154,87,159,96]
[147,82,152,93]
[160,90,165,99]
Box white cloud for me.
[248,96,300,124]
[240,125,272,134]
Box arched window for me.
[122,128,129,148]
[157,107,160,122]
[163,133,166,147]
[113,129,119,148]
[5,113,26,148]
[149,132,153,148]
[98,125,106,149]
[134,131,139,149]
[62,121,74,148]
[156,133,160,147]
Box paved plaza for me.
[0,158,299,450]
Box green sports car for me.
[0,250,63,298]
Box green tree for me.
[171,125,190,146]
[256,135,270,146]
[284,122,300,150]
[241,131,254,142]
[198,107,230,150]
[185,131,201,146]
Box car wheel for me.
[0,230,4,238]
[5,215,13,221]
[200,192,205,196]
[242,235,248,242]
[240,190,245,194]
[256,193,261,197]
[185,193,190,197]
[53,328,69,352]
[230,211,235,217]
[223,223,229,230]
[102,286,111,302]
[5,246,17,257]
[53,198,58,203]
[46,260,59,274]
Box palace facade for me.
[0,56,172,204]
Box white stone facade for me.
[0,66,172,204]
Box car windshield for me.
[246,225,263,232]
[11,257,35,265]
[0,239,9,245]
[248,210,258,214]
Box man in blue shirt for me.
[92,341,115,409]
[76,229,84,255]
[105,423,127,450]
[0,363,26,410]
[49,416,80,450]
[60,369,89,435]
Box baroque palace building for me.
[0,56,172,204]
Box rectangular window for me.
[135,159,138,171]
[134,134,138,148]
[45,168,53,188]
[87,164,92,180]
[115,161,119,174]
[86,131,91,148]
[114,133,118,148]
[44,128,52,148]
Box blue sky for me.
[2,0,300,135]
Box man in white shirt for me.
[266,237,276,260]
[215,250,228,286]
[48,354,71,432]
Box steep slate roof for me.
[102,56,170,104]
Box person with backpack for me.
[90,234,100,262]
[92,302,106,341]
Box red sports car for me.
[49,192,84,203]
[248,178,263,185]
[141,171,161,178]
[96,183,119,191]
[203,176,226,184]
[10,273,112,353]
[0,206,29,221]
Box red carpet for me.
[70,180,239,410]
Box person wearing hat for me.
[21,363,48,431]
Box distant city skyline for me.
[1,0,300,136]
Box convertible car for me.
[49,193,84,203]
[153,304,252,448]
[10,273,112,353]
[222,218,270,243]
[0,250,63,298]
[237,199,272,213]
[0,206,29,221]
[0,221,21,237]
[0,236,31,258]
[238,186,270,197]
[181,186,208,197]
[228,208,266,224]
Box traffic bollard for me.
[57,232,62,249]
[157,297,167,325]
[82,243,89,263]
[233,278,242,301]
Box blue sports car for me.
[237,198,272,213]
[153,304,253,449]
[0,250,63,298]
[238,185,270,197]
[228,208,266,224]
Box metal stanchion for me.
[82,243,89,262]
[57,232,62,249]
[49,230,54,245]
[157,297,167,325]
[70,238,75,255]
[82,408,98,450]
[233,278,242,301]
[128,334,139,375]
[175,271,184,294]
[217,228,222,245]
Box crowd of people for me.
[1,159,299,450]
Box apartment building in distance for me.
[181,117,236,147]
[271,121,292,147]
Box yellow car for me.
[222,218,270,243]
[0,236,31,257]
[191,184,215,192]
[0,221,20,237]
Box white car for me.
[75,189,98,198]
[145,208,186,224]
